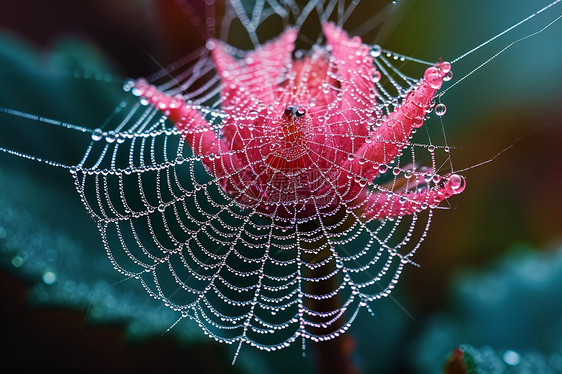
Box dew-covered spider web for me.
[1,0,560,359]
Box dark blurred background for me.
[0,0,561,373]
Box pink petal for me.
[211,28,297,106]
[334,62,451,200]
[362,174,466,221]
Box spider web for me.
[62,0,462,355]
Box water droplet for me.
[122,79,134,92]
[428,145,435,152]
[140,97,150,106]
[158,204,166,213]
[370,45,382,58]
[347,154,355,161]
[435,103,447,116]
[105,131,116,143]
[413,116,424,128]
[372,71,381,83]
[378,165,387,174]
[248,110,258,120]
[424,67,442,89]
[439,61,452,75]
[443,71,453,82]
[448,174,466,193]
[91,128,103,141]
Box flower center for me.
[281,105,307,144]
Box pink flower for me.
[133,23,464,222]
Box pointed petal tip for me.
[322,21,347,43]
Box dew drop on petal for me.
[424,67,442,89]
[439,61,452,75]
[248,110,258,120]
[413,116,424,128]
[449,174,466,193]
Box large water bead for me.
[448,174,466,194]
[436,61,451,75]
[424,67,444,90]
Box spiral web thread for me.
[1,0,461,355]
